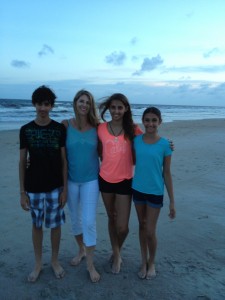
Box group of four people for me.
[19,86,175,283]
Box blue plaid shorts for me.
[28,187,65,228]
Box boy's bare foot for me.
[112,256,122,274]
[27,265,42,283]
[70,251,86,266]
[87,266,101,283]
[146,263,156,280]
[138,263,147,279]
[51,262,65,279]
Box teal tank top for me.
[66,120,99,183]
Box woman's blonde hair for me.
[73,90,99,128]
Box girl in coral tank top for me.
[98,93,142,274]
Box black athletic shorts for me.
[99,175,132,195]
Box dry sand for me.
[0,119,225,300]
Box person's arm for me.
[169,140,175,151]
[97,138,103,161]
[163,155,176,219]
[19,148,30,211]
[61,119,68,129]
[134,124,143,136]
[59,147,68,208]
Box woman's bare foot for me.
[51,261,65,279]
[87,266,101,283]
[27,264,42,282]
[146,263,156,280]
[70,250,86,266]
[112,255,122,274]
[138,263,147,279]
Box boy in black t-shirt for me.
[19,86,67,282]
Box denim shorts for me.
[132,189,163,208]
[99,175,132,195]
[28,187,65,228]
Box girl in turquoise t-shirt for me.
[132,107,176,280]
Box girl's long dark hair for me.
[99,93,136,141]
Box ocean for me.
[0,98,225,131]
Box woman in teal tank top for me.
[62,90,100,283]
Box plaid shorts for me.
[28,187,65,228]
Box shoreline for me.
[0,117,224,133]
[0,118,225,299]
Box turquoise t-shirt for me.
[66,121,99,183]
[132,134,172,195]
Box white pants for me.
[67,179,99,247]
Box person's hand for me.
[169,139,175,151]
[169,202,176,219]
[59,190,67,208]
[20,193,30,211]
[26,157,31,168]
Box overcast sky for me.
[1,0,225,106]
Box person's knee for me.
[51,225,61,231]
[139,220,146,231]
[33,224,42,231]
[146,230,156,241]
[108,212,116,223]
[116,224,129,236]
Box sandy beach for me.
[0,119,225,300]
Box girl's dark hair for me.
[99,93,136,141]
[73,90,99,128]
[32,85,56,106]
[142,107,162,122]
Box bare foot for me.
[138,263,147,279]
[27,265,42,283]
[51,262,65,279]
[70,251,86,266]
[112,256,122,274]
[146,263,156,280]
[88,266,101,283]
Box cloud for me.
[1,79,225,106]
[168,64,225,73]
[133,55,164,75]
[179,75,192,80]
[105,51,126,66]
[11,60,30,68]
[203,47,220,58]
[38,44,54,57]
[130,37,138,46]
[131,55,139,62]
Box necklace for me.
[109,122,123,142]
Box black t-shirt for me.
[20,120,66,193]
